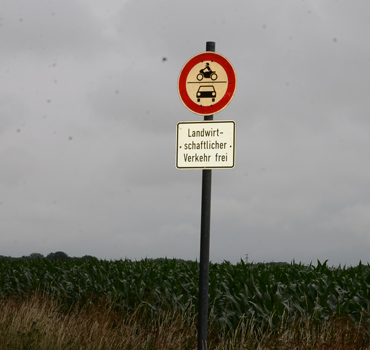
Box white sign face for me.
[176,121,236,169]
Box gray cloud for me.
[0,0,106,55]
[1,0,370,265]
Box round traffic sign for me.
[178,52,237,116]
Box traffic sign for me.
[176,120,236,169]
[178,52,237,116]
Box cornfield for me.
[1,258,370,330]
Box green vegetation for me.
[0,257,370,349]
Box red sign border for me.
[178,52,237,116]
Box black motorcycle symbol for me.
[196,63,218,81]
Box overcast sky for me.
[1,0,370,266]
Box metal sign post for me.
[177,41,237,350]
[197,40,214,350]
[198,165,212,350]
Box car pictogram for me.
[196,85,216,103]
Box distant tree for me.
[29,253,44,260]
[81,255,98,261]
[47,251,70,261]
[0,255,12,261]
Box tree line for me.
[0,251,98,261]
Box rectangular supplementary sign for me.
[176,120,236,169]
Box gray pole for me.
[198,41,215,350]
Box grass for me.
[1,293,370,350]
[0,293,197,350]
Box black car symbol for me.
[196,85,216,103]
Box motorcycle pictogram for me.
[196,62,218,81]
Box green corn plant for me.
[1,258,370,331]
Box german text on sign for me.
[176,121,236,169]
